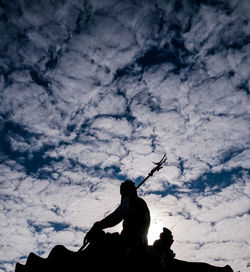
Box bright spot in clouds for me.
[148,221,165,245]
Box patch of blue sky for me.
[144,183,180,197]
[28,221,47,233]
[49,222,70,232]
[103,165,127,181]
[28,220,71,233]
[220,148,246,164]
[0,120,64,175]
[187,167,249,194]
[136,42,190,72]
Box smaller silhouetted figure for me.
[84,180,151,250]
[152,227,176,267]
[152,227,234,272]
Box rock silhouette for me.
[15,227,234,272]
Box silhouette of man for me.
[84,180,150,249]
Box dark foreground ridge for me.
[15,227,234,272]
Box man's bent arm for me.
[95,197,130,229]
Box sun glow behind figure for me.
[148,221,164,245]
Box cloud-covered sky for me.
[0,0,250,271]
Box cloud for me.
[0,0,250,271]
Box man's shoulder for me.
[124,195,148,208]
[136,196,149,207]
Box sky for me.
[0,0,250,271]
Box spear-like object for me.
[78,154,167,252]
[136,154,167,189]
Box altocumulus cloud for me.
[0,0,250,271]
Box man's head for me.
[120,180,137,197]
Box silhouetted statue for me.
[84,180,150,249]
[15,180,234,272]
[15,180,152,272]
